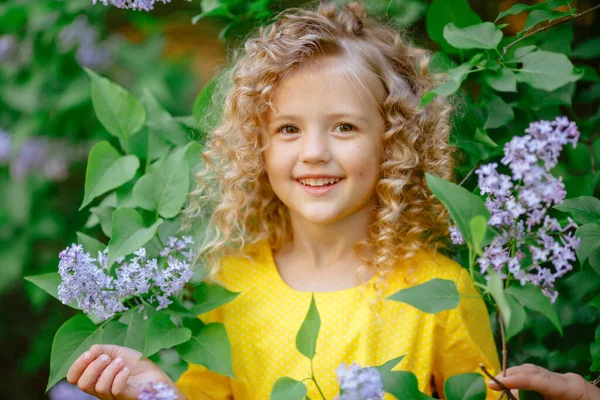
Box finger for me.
[95,357,124,400]
[87,344,123,360]
[111,366,130,398]
[67,350,95,385]
[77,353,113,396]
[497,364,545,379]
[495,372,560,397]
[488,364,545,390]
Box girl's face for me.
[262,55,387,226]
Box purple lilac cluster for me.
[450,117,581,303]
[335,362,385,400]
[0,34,18,63]
[0,130,90,181]
[48,379,98,400]
[58,15,118,72]
[93,0,173,11]
[138,381,178,400]
[58,236,195,320]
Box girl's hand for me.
[487,363,600,400]
[66,344,186,400]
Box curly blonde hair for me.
[182,0,458,297]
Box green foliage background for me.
[1,0,599,398]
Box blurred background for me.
[1,0,598,398]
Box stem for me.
[310,359,327,400]
[459,161,481,187]
[498,309,508,377]
[501,3,600,60]
[480,364,517,400]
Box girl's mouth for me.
[295,178,343,196]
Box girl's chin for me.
[294,209,349,225]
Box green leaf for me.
[590,294,600,309]
[419,54,484,109]
[141,90,188,147]
[190,282,240,316]
[575,223,600,264]
[473,128,498,148]
[572,37,600,60]
[142,313,192,358]
[484,95,514,129]
[102,320,128,346]
[512,45,538,61]
[76,232,105,256]
[193,76,219,123]
[85,68,145,147]
[443,22,503,50]
[23,273,79,310]
[554,196,600,225]
[469,215,487,256]
[484,68,517,92]
[132,145,194,219]
[426,0,482,54]
[519,390,545,400]
[587,247,600,275]
[486,271,511,327]
[107,208,163,268]
[120,308,151,353]
[425,173,490,248]
[444,372,486,400]
[506,284,562,336]
[380,370,435,400]
[495,3,547,22]
[375,355,406,375]
[79,141,140,210]
[387,279,460,313]
[504,293,527,340]
[270,377,307,400]
[524,10,552,31]
[176,318,235,379]
[516,50,582,91]
[47,315,127,392]
[192,1,230,25]
[296,294,321,360]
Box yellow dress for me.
[175,240,500,399]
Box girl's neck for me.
[285,202,375,270]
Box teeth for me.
[298,177,342,187]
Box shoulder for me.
[212,239,272,291]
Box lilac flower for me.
[76,37,119,72]
[48,379,98,400]
[0,34,18,63]
[93,0,173,11]
[138,381,178,400]
[58,15,119,72]
[58,236,195,320]
[336,362,385,400]
[5,135,89,181]
[0,130,11,164]
[450,117,581,303]
[58,245,127,320]
[449,225,464,245]
[58,16,99,52]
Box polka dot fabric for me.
[175,240,500,399]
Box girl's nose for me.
[298,131,332,164]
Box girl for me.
[68,1,515,399]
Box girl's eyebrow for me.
[268,112,370,125]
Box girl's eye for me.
[276,123,356,135]
[334,123,355,133]
[277,125,299,135]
